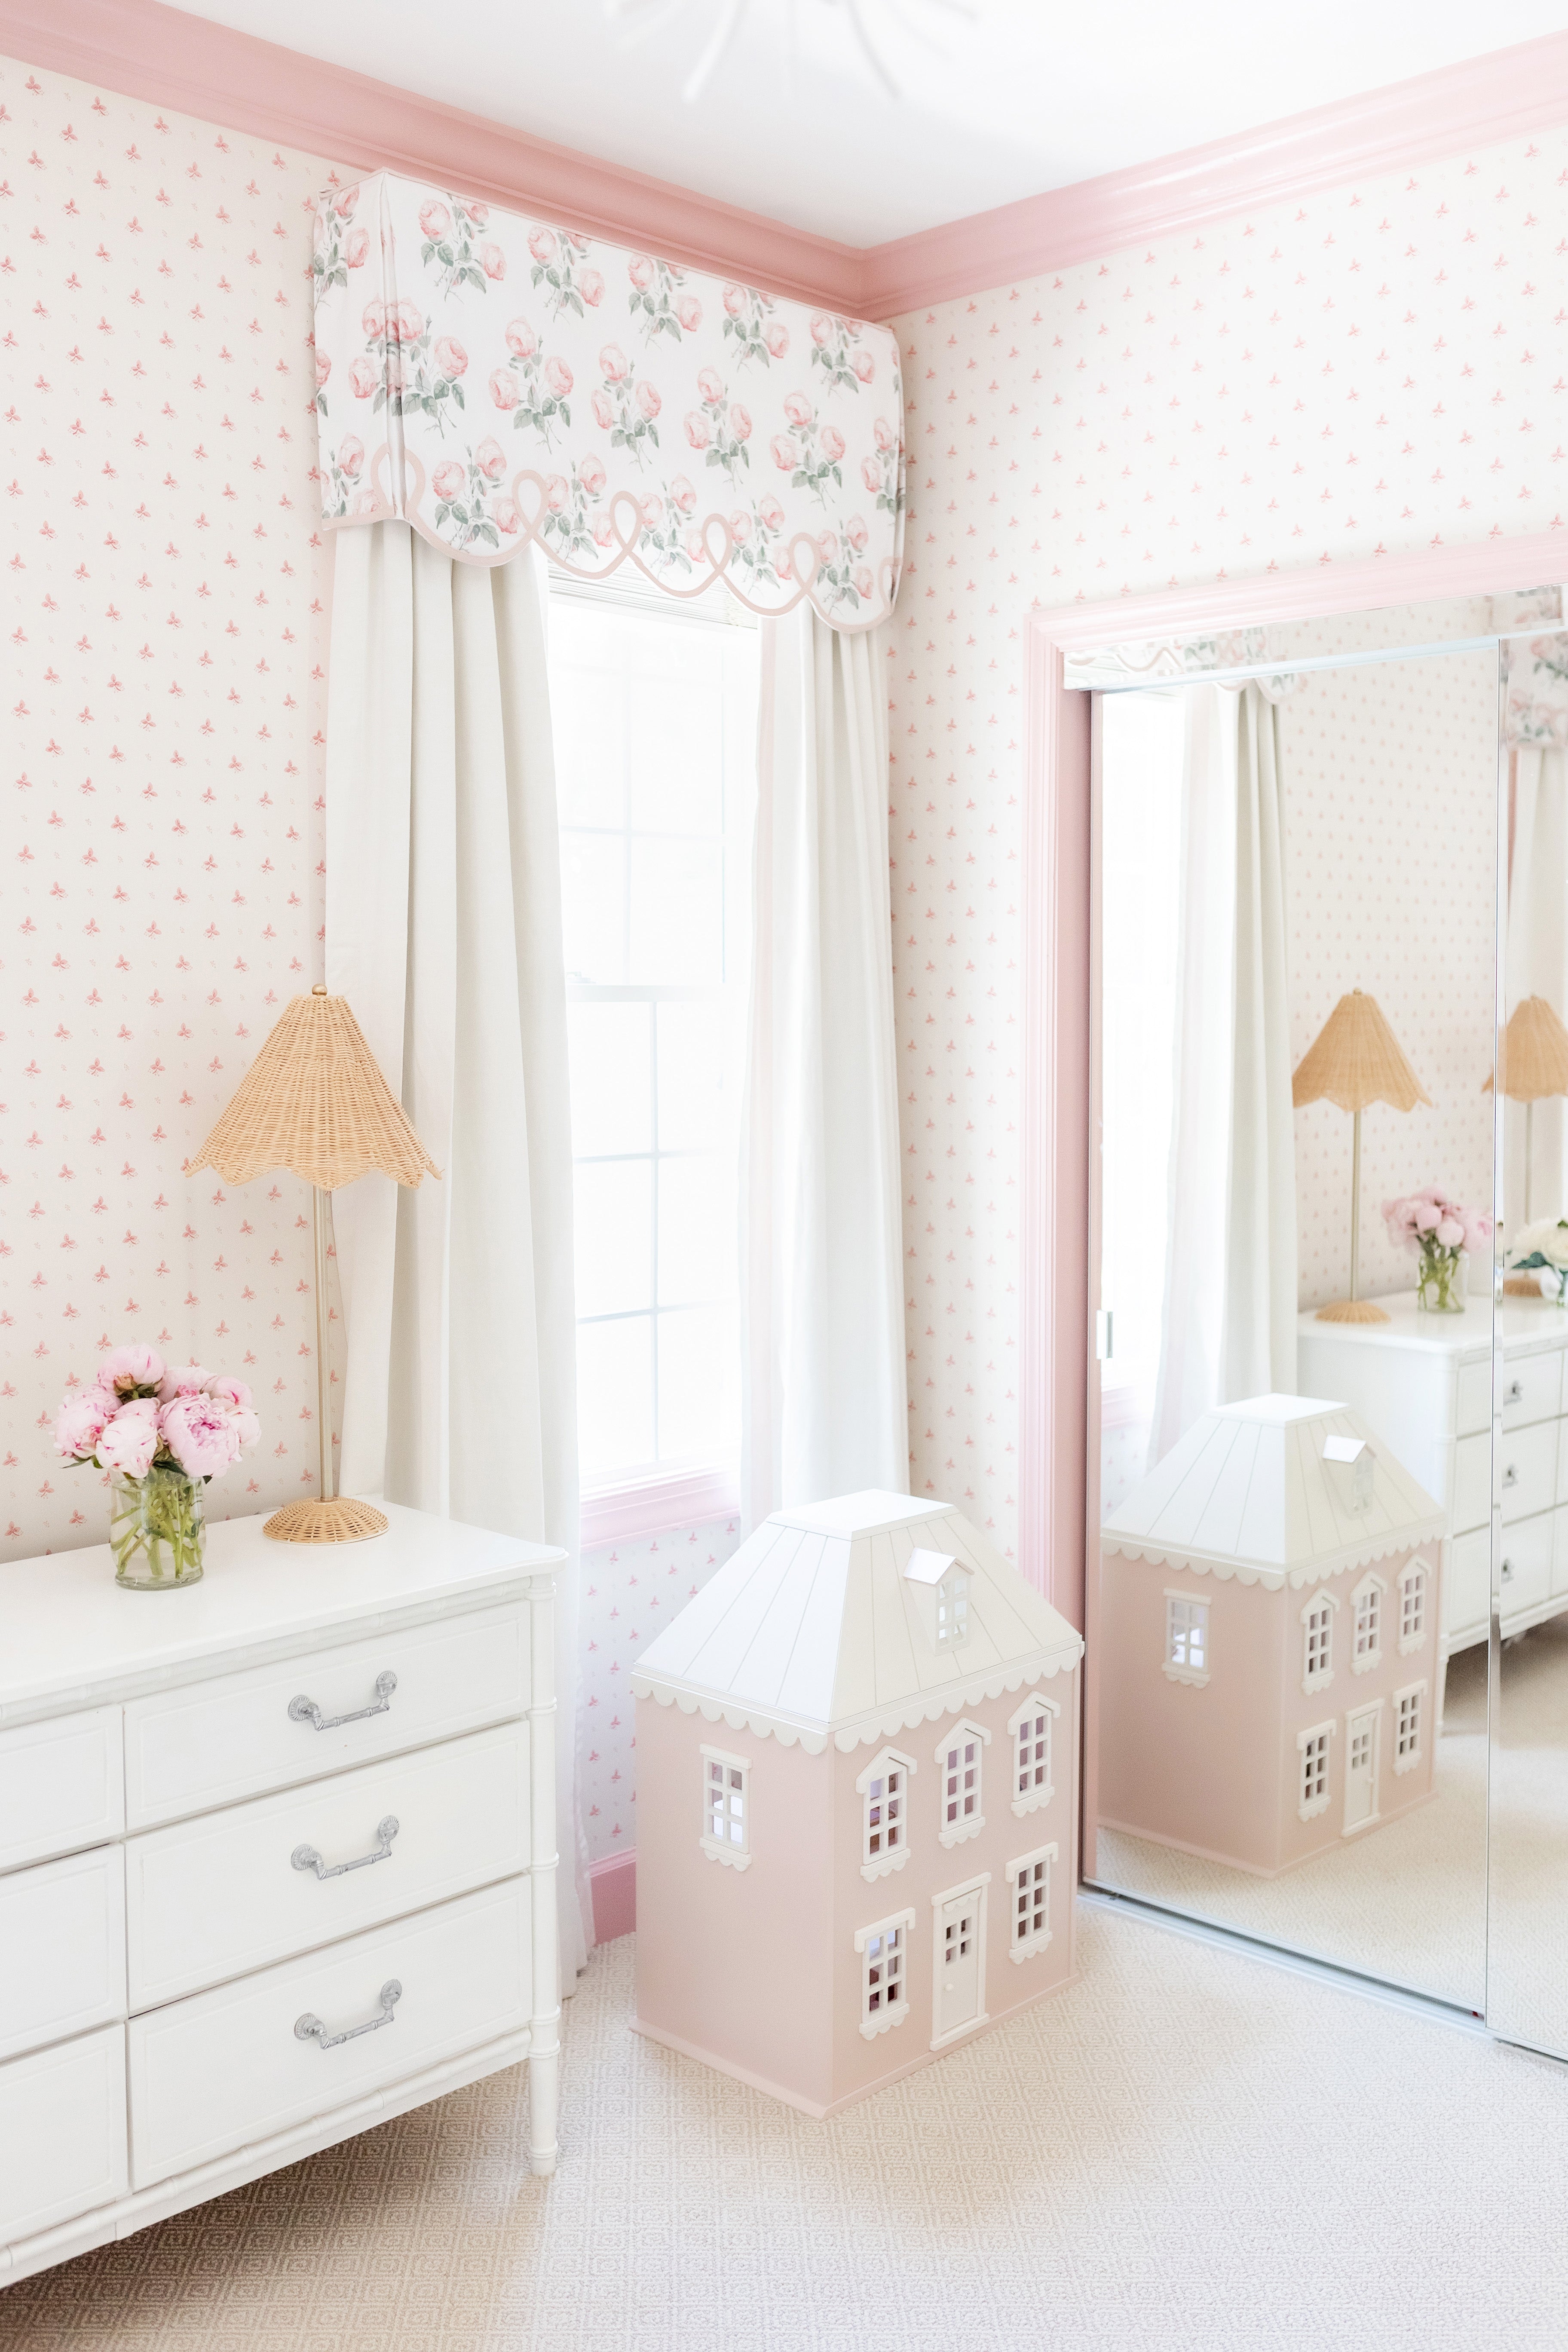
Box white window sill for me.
[581,1461,739,1550]
[1163,1663,1210,1688]
[859,2000,909,2041]
[1009,1929,1054,1966]
[699,1837,752,1872]
[1302,1671,1335,1697]
[1392,1749,1422,1777]
[937,1814,985,1849]
[1397,1633,1426,1657]
[929,2011,990,2054]
[861,1848,910,1885]
[1298,1794,1331,1822]
[1351,1651,1382,1677]
[1010,1785,1054,1819]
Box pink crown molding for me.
[0,0,865,311]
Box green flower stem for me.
[111,1464,205,1589]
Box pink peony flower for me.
[670,473,697,514]
[475,436,507,482]
[388,299,424,344]
[759,495,785,531]
[545,473,570,513]
[723,282,745,317]
[98,1398,161,1479]
[1436,1217,1465,1247]
[314,349,331,389]
[157,1364,213,1402]
[697,366,724,406]
[729,507,752,544]
[207,1374,254,1414]
[493,497,521,534]
[639,493,664,529]
[861,454,881,494]
[810,311,833,346]
[820,425,845,463]
[349,356,378,400]
[729,402,752,441]
[783,391,813,430]
[580,268,605,308]
[854,565,873,599]
[591,513,616,548]
[479,242,506,282]
[771,433,798,472]
[684,410,711,451]
[505,317,538,361]
[774,546,793,580]
[160,1394,242,1481]
[764,321,790,359]
[874,417,895,452]
[529,226,558,265]
[432,460,466,501]
[591,388,615,431]
[852,347,875,385]
[344,226,369,270]
[676,294,702,333]
[636,380,661,420]
[628,252,655,291]
[466,200,489,227]
[338,435,365,479]
[489,368,522,412]
[684,526,706,561]
[599,344,630,385]
[419,198,452,241]
[579,453,607,497]
[97,1342,165,1396]
[55,1386,112,1463]
[361,298,386,340]
[817,530,839,564]
[434,335,468,380]
[544,355,574,400]
[845,512,869,552]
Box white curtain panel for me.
[324,521,591,1981]
[1505,746,1568,1225]
[1150,682,1297,1465]
[742,606,907,1523]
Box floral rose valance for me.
[1492,586,1568,748]
[311,171,904,631]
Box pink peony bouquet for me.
[1383,1188,1492,1313]
[55,1344,261,1587]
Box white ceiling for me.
[168,0,1568,245]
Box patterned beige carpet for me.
[4,1910,1568,2351]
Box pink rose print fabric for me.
[1491,587,1568,748]
[312,172,904,629]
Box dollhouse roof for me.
[1099,1394,1445,1591]
[631,1490,1083,1755]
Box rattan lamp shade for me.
[1483,995,1568,1104]
[1292,990,1430,1326]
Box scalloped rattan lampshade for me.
[1292,990,1430,1326]
[1483,995,1568,1105]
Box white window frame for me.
[933,1718,991,1847]
[856,1746,917,1883]
[1007,1691,1060,1819]
[854,1907,916,2039]
[1351,1571,1387,1674]
[1397,1560,1429,1656]
[934,1566,970,1650]
[1004,1842,1058,1963]
[1300,1589,1339,1695]
[928,1871,991,2052]
[1163,1589,1211,1687]
[1296,1719,1335,1821]
[1393,1679,1428,1776]
[699,1742,752,1871]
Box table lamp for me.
[1292,989,1431,1325]
[1484,994,1568,1228]
[186,985,441,1542]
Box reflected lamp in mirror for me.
[186,985,441,1543]
[1292,989,1431,1326]
[1485,996,1568,1269]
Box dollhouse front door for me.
[1345,1706,1381,1831]
[936,1885,984,2039]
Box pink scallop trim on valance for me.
[311,172,905,631]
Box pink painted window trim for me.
[579,1462,739,1550]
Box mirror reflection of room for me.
[1093,611,1509,2010]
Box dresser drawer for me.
[0,2025,127,2248]
[126,1721,530,2009]
[1502,1351,1564,1430]
[128,1875,530,2189]
[1445,1528,1492,1647]
[0,1846,126,2064]
[122,1602,528,1829]
[1457,1357,1493,1439]
[1500,1510,1556,1623]
[0,1707,123,1874]
[1452,1432,1491,1534]
[1500,1420,1558,1524]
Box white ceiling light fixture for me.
[603,0,977,105]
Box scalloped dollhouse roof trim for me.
[631,1643,1078,1755]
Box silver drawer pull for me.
[1505,1380,1524,1405]
[288,1670,397,1732]
[1502,1558,1515,1583]
[1503,1465,1519,1489]
[295,1978,401,2050]
[292,1815,399,1881]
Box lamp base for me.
[263,1495,389,1544]
[1314,1298,1391,1325]
[1504,1275,1546,1297]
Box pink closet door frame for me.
[1019,528,1566,1871]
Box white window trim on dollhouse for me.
[856,1746,918,1882]
[1296,1719,1335,1820]
[1007,1691,1060,1818]
[1392,1679,1428,1776]
[854,1906,916,2038]
[929,1871,991,2052]
[1299,1590,1339,1695]
[1163,1590,1211,1687]
[1350,1571,1387,1675]
[933,1718,991,1847]
[1397,1560,1430,1657]
[1004,1842,1057,1963]
[699,1742,752,1871]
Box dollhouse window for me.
[856,1747,917,1882]
[1351,1574,1386,1674]
[1301,1592,1338,1694]
[1398,1565,1428,1654]
[934,1718,990,1847]
[935,1569,969,1648]
[854,1908,915,2039]
[699,1744,752,1871]
[1393,1682,1427,1775]
[903,1547,971,1654]
[1004,1844,1057,1963]
[1163,1593,1210,1687]
[1007,1692,1060,1818]
[1297,1722,1334,1820]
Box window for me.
[550,580,759,1508]
[1005,1844,1057,1963]
[903,1546,971,1654]
[1007,1691,1060,1818]
[857,1747,916,1882]
[699,1744,751,1870]
[1297,1722,1334,1820]
[854,1908,915,2038]
[936,1569,969,1648]
[1301,1592,1338,1694]
[1399,1563,1428,1654]
[1393,1682,1427,1775]
[1351,1573,1386,1673]
[934,1718,990,1847]
[1164,1592,1210,1687]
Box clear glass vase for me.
[1416,1246,1469,1314]
[110,1464,205,1589]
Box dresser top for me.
[0,1504,562,1720]
[1298,1289,1568,1361]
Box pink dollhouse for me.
[1098,1395,1446,1876]
[630,1490,1084,2117]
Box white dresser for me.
[0,1504,561,2288]
[1298,1292,1568,1657]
